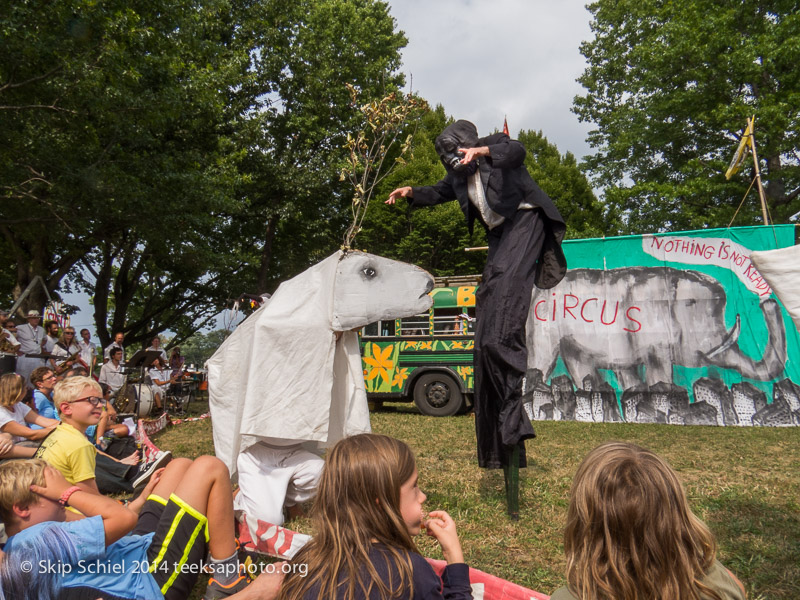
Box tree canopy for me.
[1,0,407,347]
[574,0,800,233]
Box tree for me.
[0,0,249,340]
[1,0,409,348]
[179,329,231,367]
[574,0,800,234]
[228,0,408,294]
[517,130,608,239]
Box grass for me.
[156,397,800,600]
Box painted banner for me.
[523,225,800,426]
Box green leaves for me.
[575,0,800,233]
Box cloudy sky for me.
[388,0,595,160]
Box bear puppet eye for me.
[362,266,376,278]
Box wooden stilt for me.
[504,445,520,520]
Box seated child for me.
[0,373,58,445]
[0,457,279,600]
[34,375,169,495]
[552,441,747,600]
[278,433,472,600]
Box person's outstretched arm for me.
[31,465,137,545]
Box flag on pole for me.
[725,117,755,180]
[503,116,509,136]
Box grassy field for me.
[158,398,799,600]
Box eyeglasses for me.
[71,396,106,407]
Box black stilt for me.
[504,444,520,520]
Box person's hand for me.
[30,425,57,441]
[0,433,13,456]
[424,510,464,564]
[127,467,166,513]
[229,568,285,600]
[458,146,490,164]
[30,465,73,502]
[386,186,413,204]
[120,451,139,466]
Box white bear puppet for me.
[207,251,433,553]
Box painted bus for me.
[360,276,479,416]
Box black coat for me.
[409,130,567,289]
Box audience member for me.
[0,373,58,445]
[29,366,58,426]
[34,376,170,495]
[0,457,281,600]
[13,310,46,387]
[551,441,746,600]
[278,433,471,600]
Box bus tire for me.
[413,373,464,417]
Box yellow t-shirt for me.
[35,423,96,484]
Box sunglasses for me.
[71,396,106,407]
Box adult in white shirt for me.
[78,328,97,373]
[51,327,82,373]
[98,346,126,399]
[14,310,46,387]
[103,331,125,363]
[146,336,168,363]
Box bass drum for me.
[118,384,154,418]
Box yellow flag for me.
[725,117,754,180]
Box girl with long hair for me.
[552,441,746,600]
[279,433,472,600]
[0,372,58,443]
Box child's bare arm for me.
[31,466,137,545]
[424,510,465,564]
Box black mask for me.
[435,120,480,176]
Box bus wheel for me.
[413,373,463,417]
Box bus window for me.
[380,320,395,337]
[400,314,428,336]
[363,320,396,337]
[433,308,462,335]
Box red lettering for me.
[534,300,548,321]
[563,294,579,319]
[580,298,598,322]
[623,306,642,332]
[600,301,619,325]
[552,294,557,321]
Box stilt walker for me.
[387,119,567,517]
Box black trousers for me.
[474,208,543,469]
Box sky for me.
[387,0,595,160]
[62,0,597,338]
